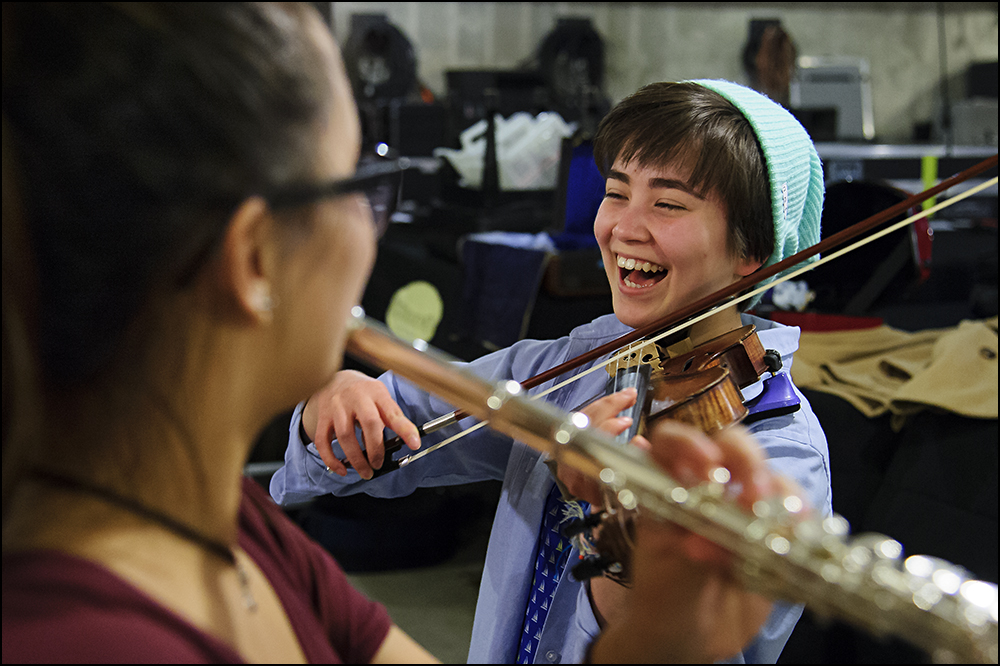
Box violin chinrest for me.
[744,371,801,425]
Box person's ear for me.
[735,254,765,278]
[216,196,278,325]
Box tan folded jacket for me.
[791,316,998,430]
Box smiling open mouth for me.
[617,254,666,289]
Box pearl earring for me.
[254,285,274,313]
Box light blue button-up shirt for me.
[271,314,832,663]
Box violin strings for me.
[397,177,997,465]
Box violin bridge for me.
[605,341,665,378]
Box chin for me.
[612,303,649,329]
[613,293,670,328]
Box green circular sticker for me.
[385,280,444,343]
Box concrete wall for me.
[329,2,998,143]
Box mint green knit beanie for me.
[691,79,825,304]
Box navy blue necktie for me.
[518,483,588,664]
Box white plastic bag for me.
[434,112,576,190]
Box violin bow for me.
[349,154,997,469]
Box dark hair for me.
[2,2,332,386]
[592,82,773,266]
[3,115,42,517]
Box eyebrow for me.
[607,169,705,200]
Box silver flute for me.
[345,309,997,664]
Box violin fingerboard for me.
[605,364,652,445]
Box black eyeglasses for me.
[266,157,412,239]
[175,157,412,287]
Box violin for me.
[566,323,799,583]
[610,323,786,439]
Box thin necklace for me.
[29,468,258,612]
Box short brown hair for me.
[593,82,773,265]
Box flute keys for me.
[765,534,791,555]
[599,467,619,489]
[822,514,850,536]
[709,467,731,484]
[553,411,591,445]
[783,494,804,514]
[617,489,638,510]
[487,380,522,410]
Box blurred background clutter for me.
[246,3,998,663]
